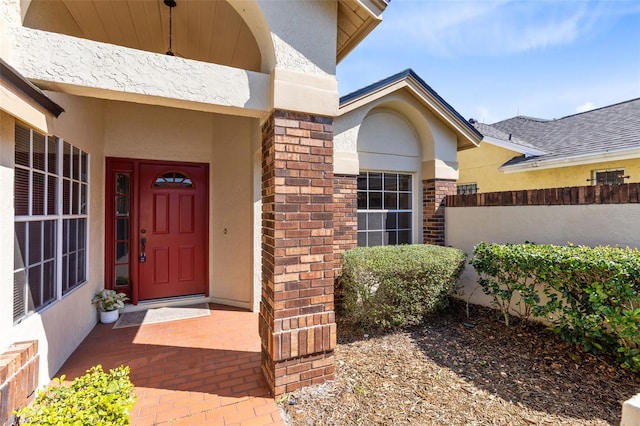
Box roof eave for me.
[482,136,547,157]
[336,0,388,63]
[499,146,640,174]
[0,59,64,117]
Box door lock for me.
[139,237,147,263]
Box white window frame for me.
[590,168,626,185]
[13,124,90,323]
[357,171,414,247]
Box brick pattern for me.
[332,175,358,273]
[447,182,640,207]
[260,110,336,396]
[0,341,39,426]
[423,179,457,245]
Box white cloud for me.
[576,102,596,113]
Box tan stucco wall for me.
[446,204,640,308]
[458,142,640,192]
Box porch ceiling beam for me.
[11,27,270,117]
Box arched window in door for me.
[153,172,193,189]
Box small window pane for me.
[63,142,72,178]
[368,231,383,247]
[116,219,129,241]
[47,176,57,215]
[398,193,411,210]
[369,192,382,209]
[357,212,366,229]
[72,147,80,180]
[357,192,367,209]
[32,133,46,171]
[368,173,382,190]
[68,219,77,251]
[15,125,30,167]
[81,152,88,182]
[384,174,398,191]
[28,222,42,265]
[13,270,26,321]
[43,221,56,260]
[15,223,27,270]
[398,230,412,244]
[357,232,367,247]
[116,196,129,215]
[116,242,129,263]
[80,183,87,214]
[385,212,397,230]
[398,212,411,229]
[43,260,56,304]
[116,174,130,195]
[368,212,383,230]
[32,172,45,216]
[28,265,42,311]
[47,138,57,174]
[15,168,29,216]
[384,192,397,210]
[387,231,397,245]
[63,180,71,215]
[357,175,367,190]
[399,175,411,191]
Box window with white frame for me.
[591,169,627,185]
[357,172,412,247]
[457,183,478,195]
[14,124,89,323]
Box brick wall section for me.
[447,183,640,207]
[0,341,39,426]
[260,110,336,396]
[423,179,457,245]
[332,175,357,273]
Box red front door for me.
[138,163,208,300]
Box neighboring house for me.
[0,0,396,399]
[335,69,482,247]
[458,98,640,193]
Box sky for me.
[336,0,640,124]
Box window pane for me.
[116,242,129,263]
[62,220,68,252]
[115,265,128,287]
[357,212,366,230]
[14,222,26,270]
[116,196,129,215]
[43,260,56,305]
[368,213,383,230]
[77,249,86,284]
[357,232,367,247]
[28,264,42,311]
[398,230,412,244]
[63,180,71,215]
[387,231,397,245]
[15,168,29,216]
[80,183,87,214]
[32,133,46,171]
[47,138,57,174]
[13,270,26,321]
[15,125,30,167]
[384,174,397,191]
[357,192,367,209]
[369,192,382,209]
[68,219,77,251]
[63,142,71,178]
[43,220,56,260]
[78,219,86,250]
[398,212,411,229]
[399,175,411,191]
[116,218,129,241]
[61,255,69,293]
[398,193,411,210]
[72,147,80,180]
[68,253,77,289]
[357,175,367,190]
[47,176,57,215]
[368,231,383,247]
[385,212,397,230]
[384,192,397,210]
[72,181,80,214]
[32,171,45,216]
[368,173,382,190]
[28,222,42,265]
[81,152,88,182]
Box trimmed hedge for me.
[338,244,466,330]
[471,242,640,370]
[16,365,135,425]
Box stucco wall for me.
[458,142,640,192]
[446,204,640,307]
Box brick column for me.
[0,341,39,425]
[332,175,358,273]
[260,110,336,396]
[423,179,456,245]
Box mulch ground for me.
[278,300,640,425]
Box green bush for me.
[16,365,135,425]
[338,244,466,331]
[471,242,640,370]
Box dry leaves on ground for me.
[279,301,640,425]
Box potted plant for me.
[92,289,129,324]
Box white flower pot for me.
[100,309,119,324]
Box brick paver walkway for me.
[56,304,284,426]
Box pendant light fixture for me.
[164,0,177,56]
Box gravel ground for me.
[279,301,640,425]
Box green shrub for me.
[16,365,135,425]
[471,242,640,370]
[338,244,466,331]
